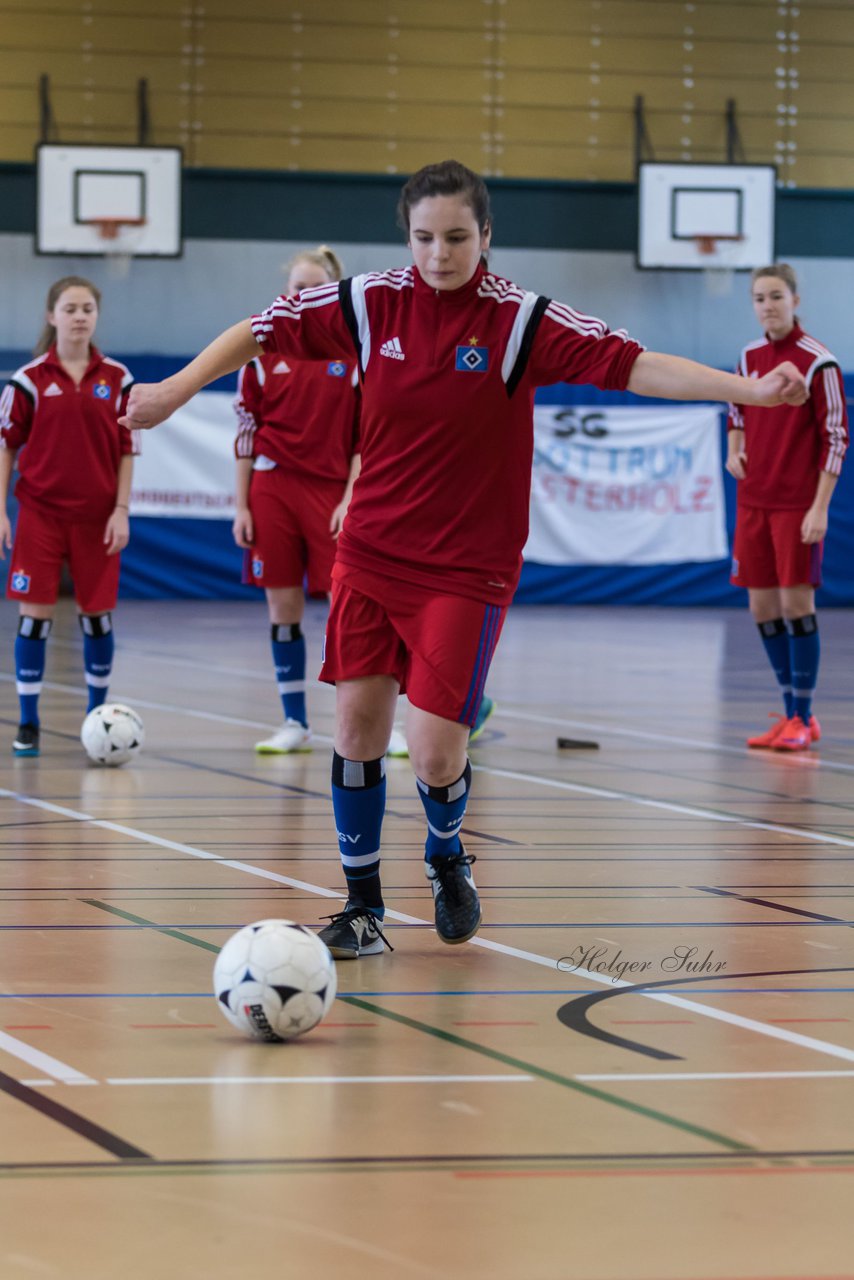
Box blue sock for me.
[331,752,386,914]
[272,623,307,727]
[417,761,472,863]
[757,618,793,717]
[79,613,114,712]
[15,616,52,726]
[787,614,820,723]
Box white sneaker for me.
[254,719,313,754]
[386,725,409,758]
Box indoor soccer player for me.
[121,160,809,957]
[0,277,138,757]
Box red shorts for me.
[6,503,120,613]
[243,467,345,598]
[320,564,505,726]
[731,505,823,589]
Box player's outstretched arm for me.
[120,320,261,431]
[628,352,808,407]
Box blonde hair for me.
[284,244,343,283]
[35,276,101,355]
[751,262,798,295]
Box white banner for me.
[130,391,236,519]
[524,405,727,565]
[131,395,728,569]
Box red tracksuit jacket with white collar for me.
[253,264,643,605]
[0,345,138,522]
[728,324,848,511]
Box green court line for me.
[80,899,221,953]
[82,898,752,1153]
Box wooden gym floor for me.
[1,597,853,1280]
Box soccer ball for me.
[80,703,144,766]
[213,919,337,1042]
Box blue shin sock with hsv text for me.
[15,616,52,725]
[757,618,793,718]
[79,613,114,712]
[417,761,472,862]
[787,614,820,723]
[271,624,308,727]
[331,752,386,915]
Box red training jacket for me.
[728,324,848,510]
[0,345,139,522]
[233,353,359,483]
[252,263,643,605]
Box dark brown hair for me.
[35,276,101,355]
[751,263,798,294]
[397,159,492,236]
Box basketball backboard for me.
[36,143,182,258]
[637,162,776,271]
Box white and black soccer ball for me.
[80,703,145,766]
[213,919,337,1042]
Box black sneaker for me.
[12,724,40,757]
[426,849,481,944]
[318,904,393,959]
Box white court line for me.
[472,763,854,850]
[0,1029,95,1085]
[5,789,854,1071]
[0,788,422,919]
[106,1074,531,1086]
[577,1070,854,1082]
[0,670,332,742]
[6,667,852,770]
[498,706,854,773]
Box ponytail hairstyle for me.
[284,244,344,284]
[35,276,101,355]
[751,262,800,324]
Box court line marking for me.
[0,675,336,741]
[104,1074,531,1086]
[84,901,750,1152]
[6,786,854,1073]
[0,1029,95,1085]
[578,1071,854,1082]
[0,787,421,924]
[6,668,854,775]
[497,706,854,773]
[471,763,854,851]
[0,1067,150,1161]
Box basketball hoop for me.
[694,233,743,298]
[90,217,147,281]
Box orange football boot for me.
[746,714,789,749]
[773,715,813,752]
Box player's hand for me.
[232,508,254,548]
[104,508,130,555]
[120,379,182,431]
[801,504,828,544]
[0,512,12,559]
[329,499,349,539]
[752,362,808,407]
[725,449,747,480]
